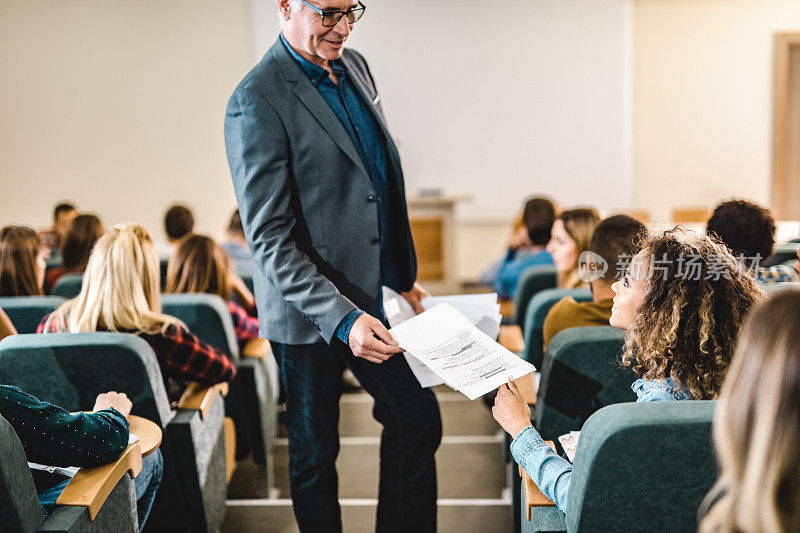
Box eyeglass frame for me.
[297,0,366,28]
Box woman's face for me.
[546,219,578,274]
[610,250,649,330]
[35,246,49,289]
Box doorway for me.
[773,32,800,219]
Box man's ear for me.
[277,0,292,20]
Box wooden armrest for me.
[224,417,236,484]
[498,325,525,353]
[177,382,229,419]
[242,338,270,360]
[56,443,143,520]
[499,298,515,319]
[516,371,537,406]
[520,441,557,521]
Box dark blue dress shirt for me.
[280,35,401,342]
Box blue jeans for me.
[38,449,164,531]
[271,340,442,533]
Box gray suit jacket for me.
[224,38,417,345]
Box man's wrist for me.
[334,309,364,344]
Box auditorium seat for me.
[533,326,632,442]
[762,242,800,267]
[161,293,277,467]
[764,281,800,293]
[50,272,83,299]
[522,288,592,368]
[0,333,228,532]
[511,265,557,328]
[0,413,141,532]
[0,295,65,333]
[522,401,716,532]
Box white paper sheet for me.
[382,287,444,387]
[421,293,502,340]
[389,304,535,400]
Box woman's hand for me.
[400,282,430,314]
[492,378,532,439]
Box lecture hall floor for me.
[222,386,511,532]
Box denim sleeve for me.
[637,385,682,402]
[511,426,573,514]
[334,309,365,344]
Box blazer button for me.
[367,196,377,203]
[371,237,380,245]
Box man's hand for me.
[93,392,133,418]
[348,314,404,364]
[492,378,532,439]
[400,282,430,314]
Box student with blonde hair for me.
[699,290,800,532]
[39,224,236,403]
[546,208,601,288]
[493,229,763,513]
[0,225,49,296]
[166,234,259,343]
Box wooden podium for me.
[407,195,469,294]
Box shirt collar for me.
[280,33,344,86]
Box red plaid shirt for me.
[227,301,259,342]
[37,316,236,387]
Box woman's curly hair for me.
[620,228,764,400]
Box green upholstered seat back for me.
[566,401,717,532]
[533,326,633,441]
[0,414,45,532]
[512,265,558,326]
[50,272,84,299]
[0,296,65,334]
[0,333,172,428]
[160,293,240,360]
[522,288,593,368]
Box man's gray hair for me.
[278,0,303,28]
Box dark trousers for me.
[271,340,442,533]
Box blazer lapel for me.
[271,39,367,176]
[339,53,404,175]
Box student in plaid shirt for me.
[38,224,235,404]
[165,234,259,344]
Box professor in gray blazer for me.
[224,1,442,531]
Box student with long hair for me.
[699,290,800,532]
[0,225,48,296]
[39,224,235,403]
[44,214,105,293]
[165,234,259,343]
[493,229,763,513]
[546,208,601,289]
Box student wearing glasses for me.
[224,1,441,531]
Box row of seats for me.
[0,292,277,532]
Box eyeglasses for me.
[298,0,366,28]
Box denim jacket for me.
[510,377,692,513]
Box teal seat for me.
[0,296,65,334]
[161,294,277,468]
[0,333,228,533]
[522,401,717,532]
[50,272,83,299]
[763,243,800,267]
[512,265,558,327]
[238,270,254,294]
[534,326,632,442]
[522,288,593,368]
[0,413,139,532]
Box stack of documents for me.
[383,288,534,399]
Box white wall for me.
[253,0,634,218]
[633,0,800,222]
[0,0,254,241]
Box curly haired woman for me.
[492,228,764,513]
